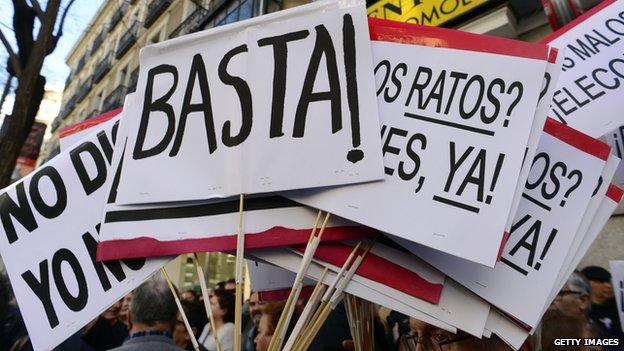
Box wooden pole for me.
[268,211,329,351]
[234,194,245,351]
[193,253,222,351]
[161,268,200,351]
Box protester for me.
[198,289,235,351]
[109,277,185,351]
[540,309,601,351]
[225,279,236,293]
[582,266,624,337]
[173,300,208,351]
[397,317,517,351]
[0,272,29,351]
[181,289,198,303]
[253,301,286,351]
[119,292,134,329]
[549,270,592,319]
[81,299,128,351]
[243,291,264,351]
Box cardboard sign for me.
[367,0,492,26]
[288,19,549,267]
[252,241,491,336]
[114,0,383,205]
[289,239,492,337]
[504,48,564,236]
[609,260,624,333]
[542,0,624,138]
[91,96,373,260]
[402,118,610,327]
[0,117,168,351]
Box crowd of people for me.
[1,266,622,351]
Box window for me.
[207,0,258,28]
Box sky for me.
[0,0,104,93]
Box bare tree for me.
[0,0,75,187]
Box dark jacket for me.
[109,334,186,351]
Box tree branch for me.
[48,0,75,53]
[0,29,22,77]
[29,0,44,19]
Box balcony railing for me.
[109,9,124,32]
[170,7,211,38]
[144,0,172,28]
[103,85,128,111]
[116,21,138,59]
[76,78,93,103]
[92,32,105,53]
[75,55,87,74]
[58,94,78,120]
[128,67,139,93]
[93,53,113,84]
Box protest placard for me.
[0,116,168,351]
[114,0,383,205]
[609,260,624,334]
[542,0,624,138]
[288,18,549,266]
[290,239,491,337]
[74,96,373,260]
[251,243,491,336]
[402,118,610,328]
[503,47,564,239]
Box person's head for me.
[180,289,197,303]
[225,279,236,293]
[210,289,235,324]
[398,318,512,351]
[120,292,134,326]
[540,309,601,351]
[249,291,264,325]
[216,281,226,291]
[173,300,208,348]
[549,271,591,318]
[101,299,121,321]
[582,265,614,304]
[129,277,178,334]
[254,301,285,351]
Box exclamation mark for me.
[534,228,558,270]
[343,13,363,164]
[614,132,622,158]
[485,154,505,204]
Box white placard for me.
[250,247,460,333]
[504,47,565,235]
[609,260,624,334]
[543,0,624,138]
[115,0,383,205]
[288,239,489,337]
[288,21,549,267]
[401,118,610,327]
[92,96,374,260]
[0,118,168,351]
